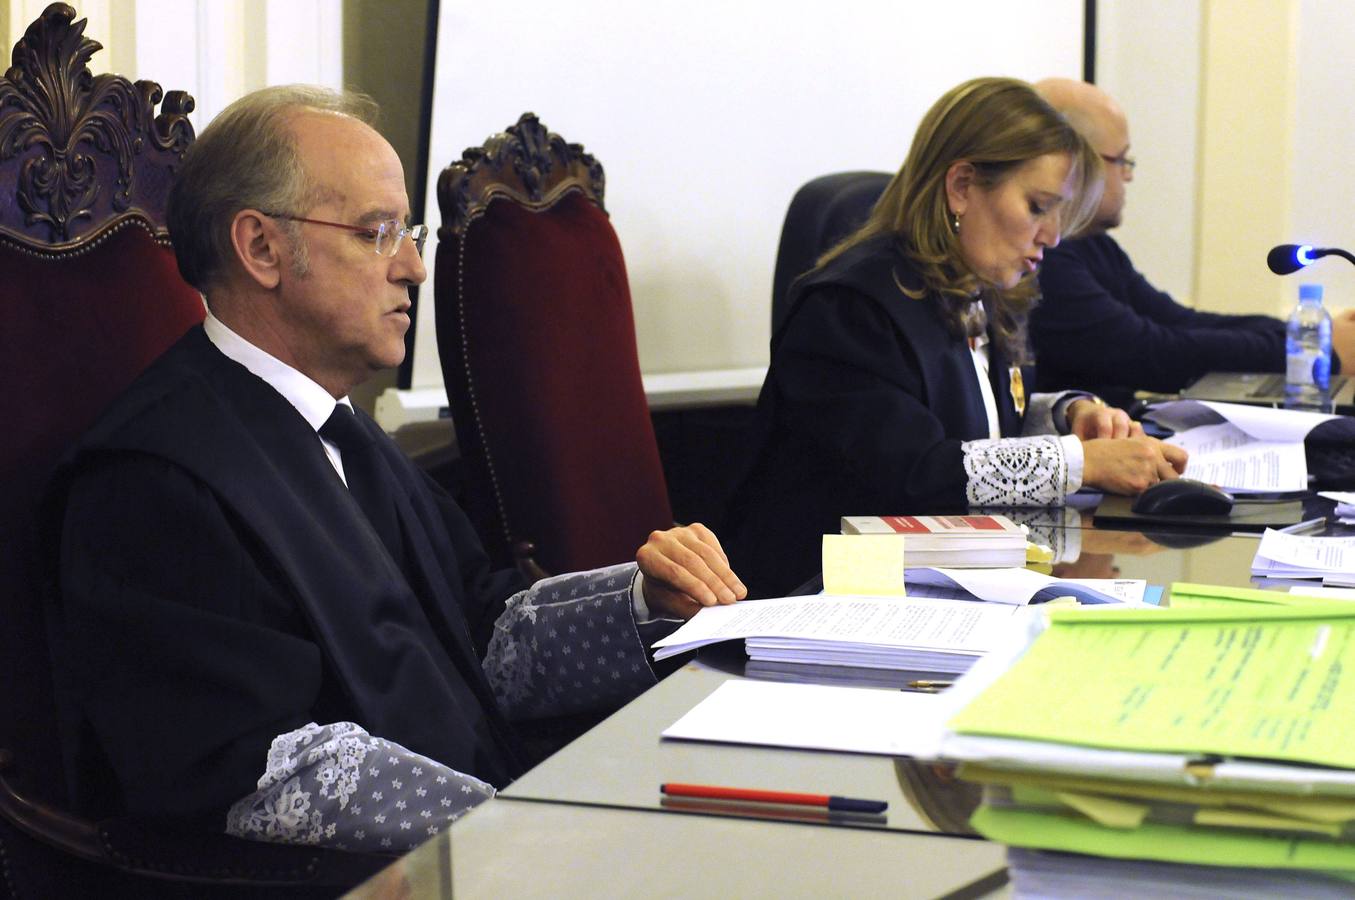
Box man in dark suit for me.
[46,85,745,854]
[1030,78,1355,407]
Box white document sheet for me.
[1319,491,1355,523]
[1252,529,1355,577]
[661,679,948,757]
[1148,399,1338,442]
[905,567,1146,605]
[1165,422,1308,492]
[650,594,1026,660]
[1289,585,1355,601]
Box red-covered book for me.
[839,515,1026,568]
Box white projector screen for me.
[411,1,1085,390]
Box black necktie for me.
[320,405,404,565]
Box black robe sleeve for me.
[724,287,970,597]
[1033,236,1285,402]
[55,453,321,822]
[775,287,969,501]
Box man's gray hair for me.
[167,85,379,291]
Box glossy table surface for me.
[350,519,1315,897]
[500,526,1269,833]
[345,795,1009,899]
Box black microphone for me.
[1268,243,1355,275]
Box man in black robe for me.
[46,85,745,853]
[1031,77,1355,406]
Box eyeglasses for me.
[1099,152,1137,174]
[264,213,428,258]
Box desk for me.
[345,797,1008,899]
[497,533,1264,828]
[351,527,1289,896]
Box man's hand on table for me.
[637,523,747,620]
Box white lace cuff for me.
[225,722,494,854]
[1060,433,1085,493]
[962,434,1069,507]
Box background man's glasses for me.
[1099,153,1137,173]
[265,212,428,257]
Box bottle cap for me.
[1300,283,1324,301]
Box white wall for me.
[414,0,1085,388]
[5,0,343,130]
[1293,0,1355,311]
[1094,0,1202,305]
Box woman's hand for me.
[1082,435,1188,495]
[1066,398,1141,440]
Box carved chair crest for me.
[0,2,195,255]
[437,112,606,240]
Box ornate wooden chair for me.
[0,5,384,894]
[435,113,674,578]
[770,170,892,336]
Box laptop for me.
[1180,371,1355,414]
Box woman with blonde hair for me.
[724,77,1186,598]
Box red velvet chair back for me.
[0,3,203,890]
[0,9,387,894]
[434,113,673,576]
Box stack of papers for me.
[925,593,1355,881]
[839,514,1027,567]
[1250,528,1355,585]
[652,566,1149,677]
[651,594,1033,675]
[1147,399,1336,492]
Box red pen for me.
[660,782,887,814]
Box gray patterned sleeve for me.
[226,722,495,854]
[961,435,1069,507]
[228,564,659,853]
[482,562,657,721]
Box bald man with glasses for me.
[45,86,745,855]
[1029,77,1355,407]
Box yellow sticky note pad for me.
[822,534,906,596]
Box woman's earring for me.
[950,212,961,235]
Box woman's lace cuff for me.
[962,434,1070,507]
[225,722,494,854]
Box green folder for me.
[971,802,1355,873]
[947,602,1355,770]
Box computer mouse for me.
[1131,478,1235,516]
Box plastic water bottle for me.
[1284,283,1334,412]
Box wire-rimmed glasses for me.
[265,213,428,257]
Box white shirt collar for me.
[202,311,349,431]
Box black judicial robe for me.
[46,327,527,823]
[723,236,1027,598]
[1032,233,1287,406]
